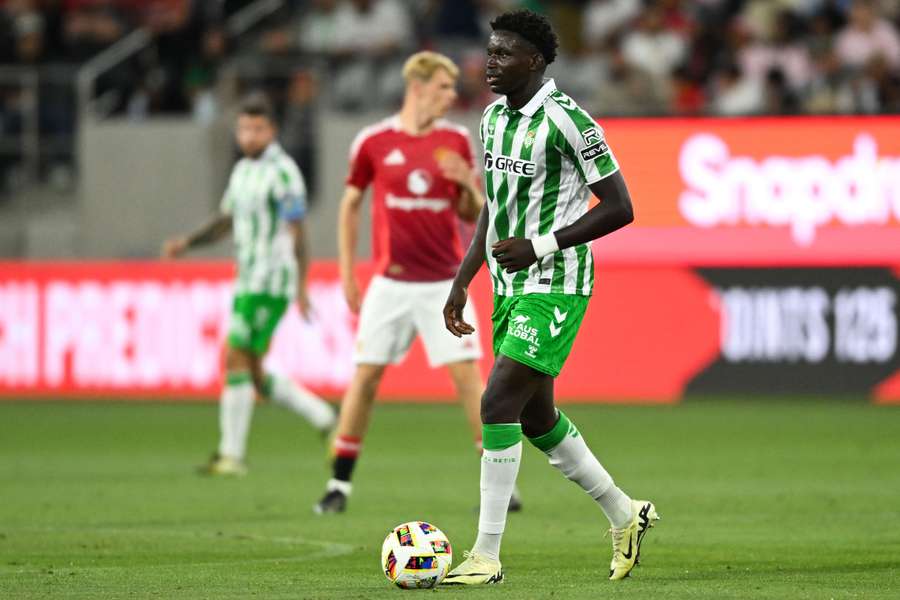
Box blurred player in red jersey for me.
[314,51,521,513]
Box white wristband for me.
[531,232,559,259]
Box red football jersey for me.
[346,116,475,282]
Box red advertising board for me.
[2,261,898,402]
[0,261,717,402]
[600,116,900,265]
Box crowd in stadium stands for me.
[2,1,898,117]
[254,0,900,116]
[0,0,898,193]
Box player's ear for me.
[530,52,546,72]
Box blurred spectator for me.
[552,50,606,105]
[261,0,342,56]
[835,0,900,71]
[805,47,856,113]
[39,0,68,60]
[185,26,228,124]
[670,66,706,115]
[1,0,44,63]
[547,0,591,55]
[583,0,641,51]
[331,0,414,57]
[425,0,484,43]
[62,0,129,62]
[868,55,900,111]
[763,67,801,114]
[711,63,764,115]
[138,0,195,113]
[657,0,692,34]
[680,18,729,91]
[327,0,415,109]
[12,11,46,64]
[739,11,813,92]
[592,45,669,116]
[621,6,686,80]
[279,69,319,199]
[298,0,341,54]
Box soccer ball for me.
[381,521,452,589]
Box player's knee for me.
[480,392,515,424]
[224,346,251,372]
[520,412,556,438]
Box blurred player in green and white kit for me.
[163,93,335,475]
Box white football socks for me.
[547,432,633,528]
[528,411,634,529]
[268,374,335,430]
[473,437,522,561]
[326,478,352,496]
[218,377,255,460]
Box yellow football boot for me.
[609,499,659,580]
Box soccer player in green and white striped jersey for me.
[441,10,658,585]
[163,93,335,476]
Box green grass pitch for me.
[1,398,898,599]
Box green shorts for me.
[492,293,590,377]
[227,293,289,355]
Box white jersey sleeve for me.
[272,157,308,221]
[545,92,619,185]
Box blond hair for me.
[402,51,459,83]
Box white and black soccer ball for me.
[380,521,452,589]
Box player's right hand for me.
[443,284,474,338]
[162,237,188,259]
[343,276,362,314]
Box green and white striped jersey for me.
[220,142,307,298]
[480,79,619,296]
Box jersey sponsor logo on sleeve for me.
[581,127,601,147]
[580,140,610,162]
[484,151,537,177]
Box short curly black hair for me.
[490,9,558,65]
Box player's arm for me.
[277,164,313,318]
[162,214,232,258]
[438,150,484,223]
[338,185,366,313]
[556,172,633,246]
[456,185,485,223]
[443,203,489,337]
[491,171,633,272]
[287,219,312,319]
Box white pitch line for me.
[0,526,357,574]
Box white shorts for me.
[354,276,483,367]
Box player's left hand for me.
[492,238,537,273]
